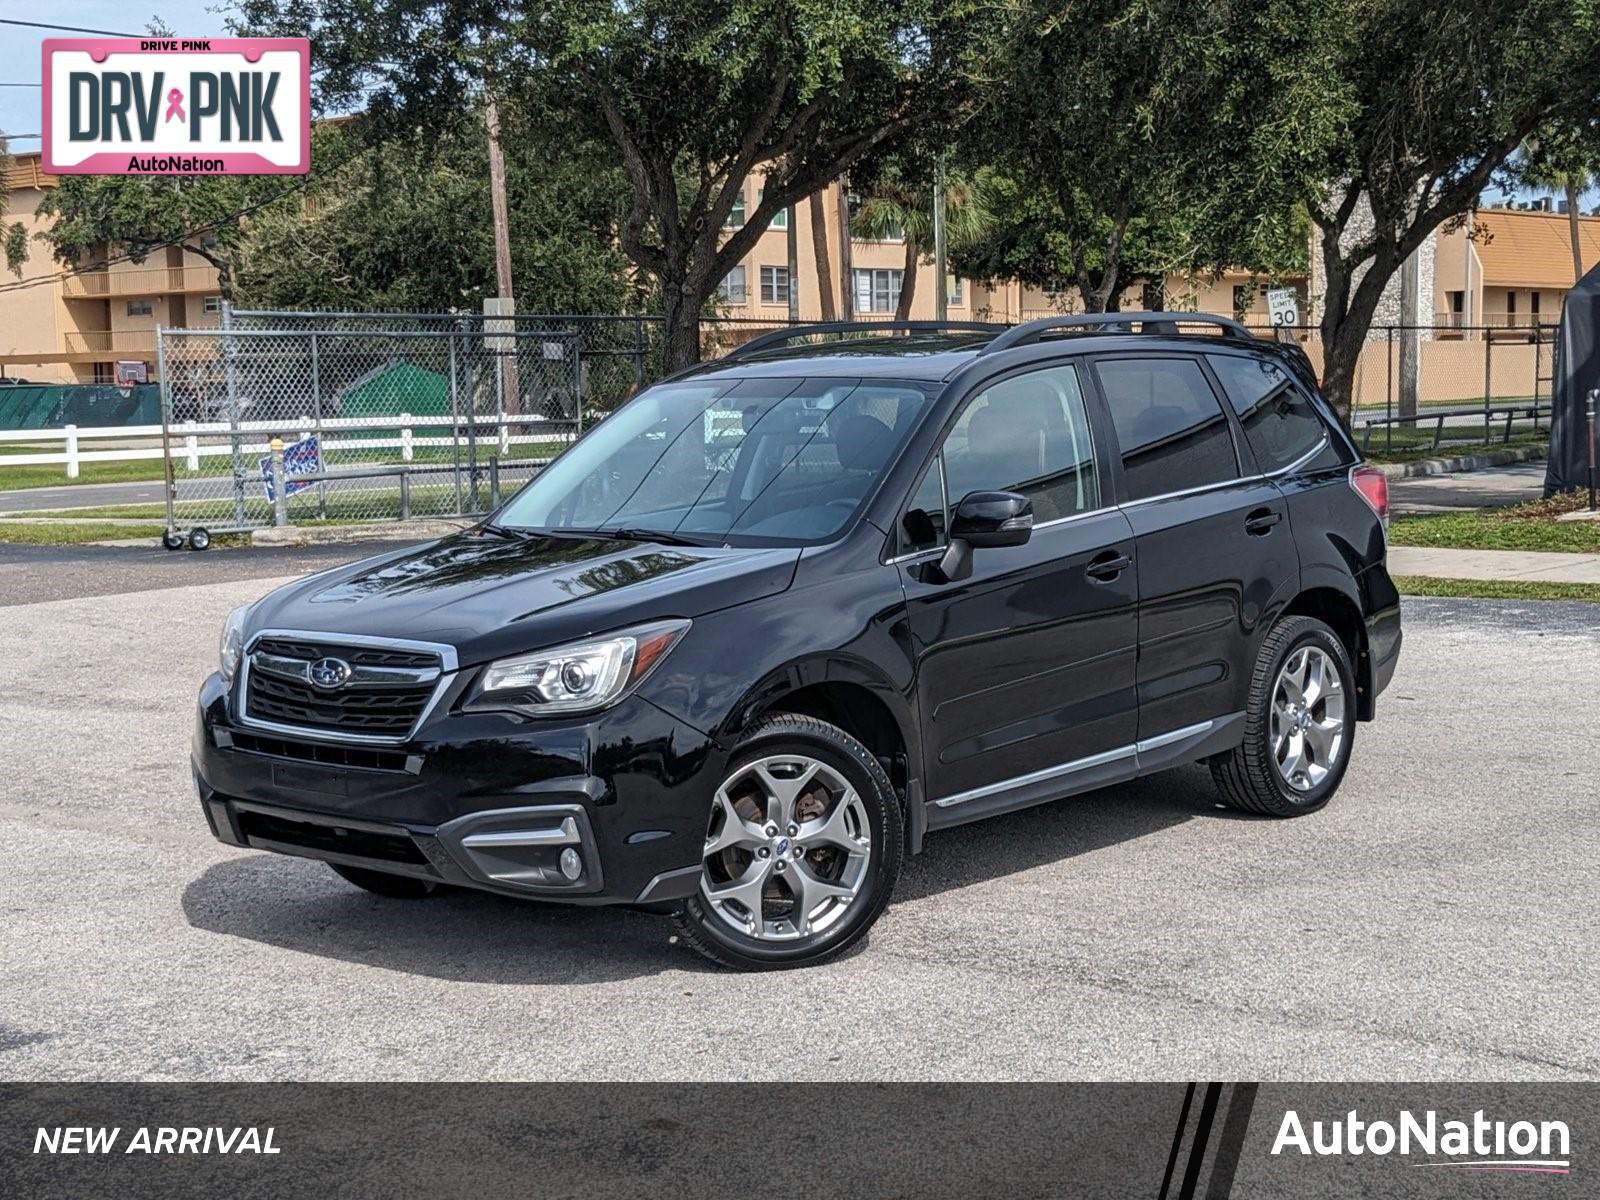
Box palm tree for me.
[851,164,992,320]
[1522,130,1599,283]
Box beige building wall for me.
[1,152,223,384]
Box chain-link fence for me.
[159,316,584,536]
[158,310,1561,537]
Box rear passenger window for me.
[1096,357,1238,502]
[1207,354,1328,472]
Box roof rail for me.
[725,320,1010,360]
[977,311,1256,356]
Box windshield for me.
[495,376,933,545]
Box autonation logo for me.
[1272,1108,1571,1175]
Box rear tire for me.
[327,863,441,898]
[672,714,903,970]
[1210,615,1355,817]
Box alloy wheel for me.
[699,753,872,941]
[1270,645,1346,792]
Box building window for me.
[949,277,964,306]
[203,296,222,314]
[760,265,790,305]
[853,268,904,314]
[726,188,746,229]
[1531,291,1541,319]
[126,299,153,317]
[1506,291,1517,320]
[716,265,748,304]
[759,189,787,229]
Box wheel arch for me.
[722,656,925,854]
[1279,585,1374,720]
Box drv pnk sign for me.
[42,38,310,175]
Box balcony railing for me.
[62,265,219,299]
[61,330,158,355]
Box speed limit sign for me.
[1266,287,1300,327]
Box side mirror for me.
[936,490,1033,582]
[950,490,1034,548]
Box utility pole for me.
[786,202,800,324]
[838,175,855,321]
[1398,245,1420,420]
[483,92,518,414]
[932,162,948,321]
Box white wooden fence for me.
[0,414,575,479]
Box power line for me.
[0,84,43,89]
[0,19,141,38]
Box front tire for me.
[1210,615,1356,817]
[327,862,441,898]
[672,714,903,970]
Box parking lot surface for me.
[0,544,1595,1081]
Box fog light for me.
[559,847,582,880]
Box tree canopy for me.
[238,0,974,367]
[957,0,1334,314]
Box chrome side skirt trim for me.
[931,718,1217,809]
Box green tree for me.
[852,161,993,320]
[0,136,28,275]
[1520,122,1600,284]
[1305,0,1600,418]
[233,116,636,312]
[958,0,1329,314]
[239,0,973,369]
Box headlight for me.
[218,604,250,683]
[465,619,690,717]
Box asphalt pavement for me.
[0,478,170,514]
[1388,462,1546,514]
[0,550,1596,1081]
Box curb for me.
[1375,445,1546,480]
[250,518,472,547]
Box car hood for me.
[246,531,801,667]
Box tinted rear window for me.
[1096,357,1238,502]
[1207,353,1329,472]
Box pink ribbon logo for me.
[164,88,185,123]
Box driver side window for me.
[898,363,1099,555]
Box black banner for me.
[1,1083,1591,1198]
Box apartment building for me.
[0,151,223,384]
[711,174,1308,327]
[1434,202,1600,330]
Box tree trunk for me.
[895,240,919,321]
[660,280,702,373]
[1567,177,1584,283]
[1318,319,1364,424]
[809,192,837,321]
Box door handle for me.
[1085,550,1133,581]
[1245,508,1283,536]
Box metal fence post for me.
[1483,329,1493,443]
[310,330,327,519]
[1588,389,1597,512]
[222,300,247,527]
[155,326,176,530]
[270,436,288,527]
[449,325,463,516]
[633,314,646,400]
[400,468,412,521]
[489,457,501,510]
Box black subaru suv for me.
[194,314,1401,969]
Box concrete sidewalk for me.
[1388,544,1600,583]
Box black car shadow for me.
[182,764,1249,982]
[898,764,1253,902]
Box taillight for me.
[1350,465,1388,529]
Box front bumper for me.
[193,671,719,907]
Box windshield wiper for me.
[474,521,538,541]
[568,526,722,548]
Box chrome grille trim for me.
[235,629,459,746]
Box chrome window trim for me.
[931,719,1215,809]
[235,629,459,747]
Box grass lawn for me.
[1361,429,1547,464]
[1389,496,1600,555]
[0,522,167,546]
[0,458,175,491]
[1393,575,1600,603]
